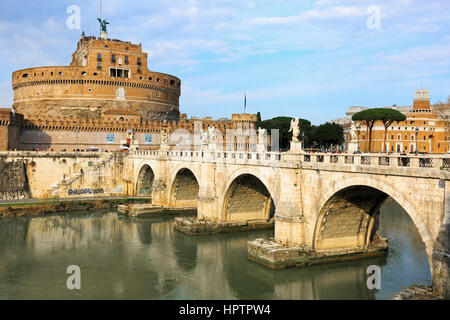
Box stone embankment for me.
[248,237,388,269]
[391,285,443,300]
[174,217,274,234]
[0,198,148,218]
[118,203,196,217]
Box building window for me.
[110,68,130,78]
[124,56,129,64]
[97,53,102,62]
[137,67,141,74]
[137,57,142,66]
[111,55,116,63]
[145,134,152,144]
[106,133,115,143]
[397,134,401,140]
[97,63,102,70]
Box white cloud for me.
[247,6,365,26]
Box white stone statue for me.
[350,121,358,142]
[160,129,168,145]
[201,130,208,144]
[208,126,216,143]
[257,127,266,144]
[289,118,300,142]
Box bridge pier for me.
[432,179,450,298]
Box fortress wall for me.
[0,158,30,200]
[19,129,163,151]
[0,153,112,198]
[12,75,180,120]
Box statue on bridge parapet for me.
[289,118,300,142]
[289,118,303,152]
[160,129,170,151]
[347,121,359,153]
[257,127,267,152]
[207,125,218,151]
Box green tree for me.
[260,117,311,149]
[309,122,344,149]
[352,108,406,153]
[378,109,406,152]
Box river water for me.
[0,199,431,300]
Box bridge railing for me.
[132,149,281,165]
[132,149,450,170]
[299,152,450,170]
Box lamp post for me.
[415,127,419,154]
[356,123,361,154]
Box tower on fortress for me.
[12,21,181,122]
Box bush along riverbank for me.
[0,198,150,218]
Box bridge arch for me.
[169,167,200,208]
[135,164,155,196]
[312,175,434,268]
[221,171,276,222]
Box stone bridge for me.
[127,149,450,298]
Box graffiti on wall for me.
[67,188,105,196]
[0,190,29,200]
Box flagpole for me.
[244,93,246,114]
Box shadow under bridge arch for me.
[222,174,275,222]
[169,168,199,208]
[136,164,155,197]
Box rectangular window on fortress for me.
[145,134,152,144]
[137,58,142,66]
[110,68,130,78]
[111,55,116,63]
[97,53,102,62]
[106,133,115,143]
[125,56,129,64]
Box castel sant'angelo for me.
[0,20,257,151]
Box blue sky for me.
[0,0,449,124]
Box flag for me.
[244,93,246,113]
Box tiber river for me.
[0,199,431,300]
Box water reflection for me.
[0,198,431,300]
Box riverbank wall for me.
[0,151,133,200]
[0,198,149,218]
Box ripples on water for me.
[0,199,431,300]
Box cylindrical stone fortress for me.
[12,36,180,121]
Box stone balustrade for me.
[132,149,450,172]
